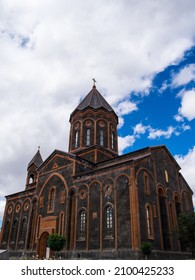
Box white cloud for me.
[115,101,138,116]
[0,0,195,221]
[118,117,124,129]
[174,114,184,122]
[172,64,195,87]
[133,123,149,136]
[118,135,135,155]
[175,146,195,205]
[148,126,175,139]
[178,90,195,121]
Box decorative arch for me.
[136,167,155,184]
[39,173,68,197]
[157,184,166,196]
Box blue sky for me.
[119,46,195,156]
[0,0,195,227]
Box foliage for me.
[177,212,195,256]
[140,242,152,258]
[47,234,66,252]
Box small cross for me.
[92,78,97,86]
[38,146,40,151]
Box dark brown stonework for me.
[0,85,194,259]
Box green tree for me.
[177,212,195,257]
[140,242,152,259]
[47,234,66,257]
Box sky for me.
[0,0,195,227]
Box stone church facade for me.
[0,84,194,259]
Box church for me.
[0,83,194,259]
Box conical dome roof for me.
[70,85,117,119]
[27,149,43,169]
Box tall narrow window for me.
[165,170,169,183]
[48,187,55,212]
[145,204,153,239]
[11,219,18,244]
[106,206,113,237]
[100,129,104,146]
[169,202,174,230]
[144,173,150,195]
[86,128,90,146]
[75,131,79,148]
[59,212,64,235]
[80,210,86,239]
[3,220,10,244]
[20,218,27,243]
[37,216,41,238]
[146,206,151,237]
[111,132,114,149]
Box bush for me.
[47,234,66,252]
[140,242,152,259]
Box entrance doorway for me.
[37,232,49,259]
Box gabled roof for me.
[70,85,116,118]
[27,149,43,169]
[36,149,94,173]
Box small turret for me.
[26,148,43,188]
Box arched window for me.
[48,187,55,212]
[11,219,18,244]
[111,132,114,149]
[75,131,79,148]
[79,210,86,239]
[100,129,104,146]
[20,218,27,243]
[165,170,169,183]
[37,216,41,238]
[86,128,90,146]
[29,174,34,184]
[3,220,10,244]
[105,206,113,237]
[145,204,154,239]
[169,202,175,230]
[59,212,64,235]
[144,172,150,195]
